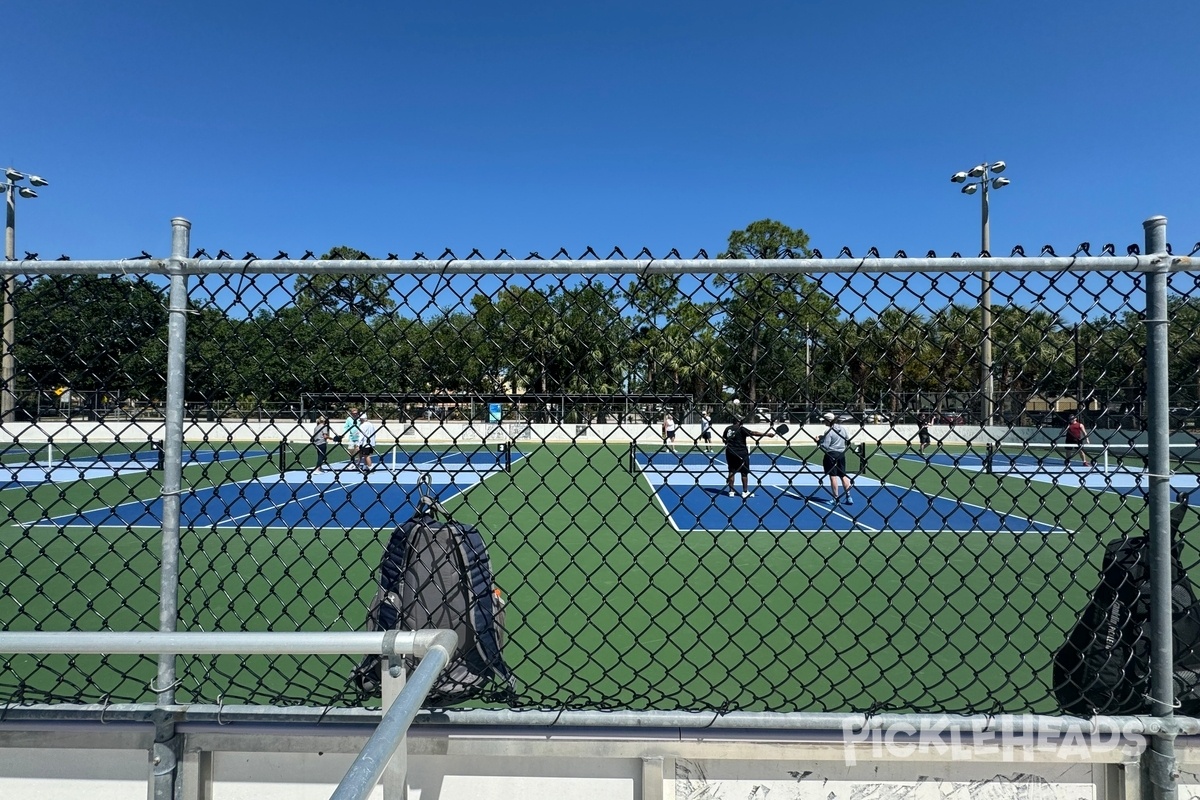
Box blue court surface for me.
[635,450,1058,535]
[0,447,271,489]
[27,449,521,532]
[889,448,1200,501]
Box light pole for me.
[2,167,49,423]
[951,160,1010,426]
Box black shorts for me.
[727,451,750,476]
[918,430,930,444]
[701,431,712,443]
[358,445,375,456]
[823,451,848,478]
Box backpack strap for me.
[416,473,450,518]
[1173,494,1191,539]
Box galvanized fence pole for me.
[151,217,192,800]
[1144,214,1178,800]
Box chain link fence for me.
[0,217,1197,718]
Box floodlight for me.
[990,161,1006,174]
[951,171,968,183]
[967,164,986,178]
[27,175,47,187]
[961,184,978,195]
[992,177,1010,189]
[4,168,24,183]
[17,187,37,199]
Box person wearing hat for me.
[721,416,775,498]
[817,412,855,504]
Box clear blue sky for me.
[5,0,1198,261]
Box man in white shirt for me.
[356,413,378,472]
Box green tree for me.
[13,275,169,400]
[717,219,835,409]
[721,219,811,260]
[293,246,397,321]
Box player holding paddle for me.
[816,412,855,505]
[722,415,778,498]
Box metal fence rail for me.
[0,629,456,800]
[0,215,1195,728]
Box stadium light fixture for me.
[2,166,50,422]
[950,159,1013,428]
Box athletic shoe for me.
[846,495,855,505]
[743,491,754,498]
[728,490,736,497]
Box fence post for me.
[151,217,191,800]
[1143,214,1178,800]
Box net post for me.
[985,443,994,474]
[856,442,868,475]
[628,441,636,473]
[498,441,511,472]
[276,440,289,472]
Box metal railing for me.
[0,630,456,800]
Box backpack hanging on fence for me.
[350,495,516,706]
[1053,495,1200,716]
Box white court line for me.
[206,483,350,528]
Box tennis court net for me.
[0,439,164,470]
[986,441,1200,475]
[277,440,513,473]
[629,440,868,474]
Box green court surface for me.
[0,439,1172,714]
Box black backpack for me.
[1053,495,1200,716]
[350,498,516,705]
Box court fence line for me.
[0,214,1196,800]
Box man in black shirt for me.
[722,419,775,498]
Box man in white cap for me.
[817,412,855,504]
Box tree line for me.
[11,224,1198,420]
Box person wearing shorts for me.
[722,418,775,498]
[356,413,378,471]
[916,413,931,452]
[342,406,363,468]
[818,411,855,504]
[310,416,332,472]
[700,411,713,447]
[661,413,677,453]
[1062,414,1091,467]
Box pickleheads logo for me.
[840,715,1147,765]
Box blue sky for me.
[4,1,1198,262]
